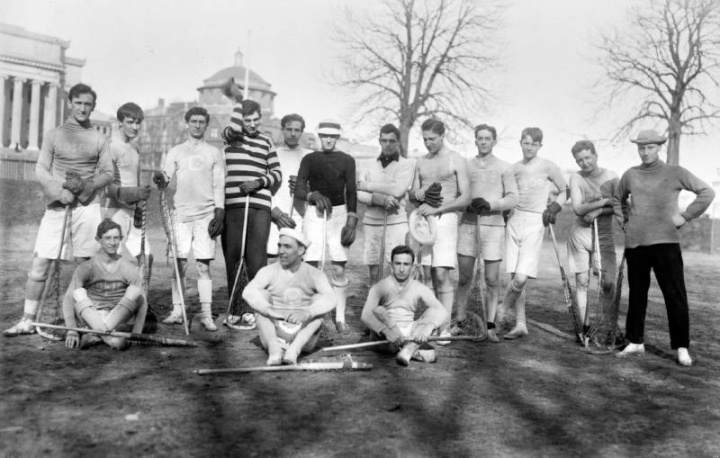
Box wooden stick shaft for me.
[161,190,189,335]
[226,195,250,317]
[32,322,198,347]
[322,335,482,352]
[195,361,373,374]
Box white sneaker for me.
[3,318,36,337]
[616,342,645,358]
[162,310,183,325]
[677,348,692,367]
[396,346,414,366]
[436,330,451,346]
[200,316,217,332]
[412,348,437,363]
[486,329,500,343]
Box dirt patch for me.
[2,180,720,457]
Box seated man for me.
[243,228,335,366]
[361,245,447,366]
[63,219,148,350]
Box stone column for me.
[0,75,8,147]
[44,82,58,132]
[27,80,42,150]
[10,77,25,149]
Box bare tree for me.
[334,0,503,155]
[597,0,720,165]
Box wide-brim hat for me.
[317,119,342,137]
[279,228,311,248]
[408,209,438,245]
[630,129,667,145]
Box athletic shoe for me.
[223,313,256,330]
[412,348,437,363]
[486,328,500,343]
[200,316,217,332]
[282,348,299,365]
[615,342,645,358]
[336,321,351,334]
[677,347,692,367]
[504,326,529,340]
[162,311,183,325]
[3,318,36,337]
[396,346,413,366]
[435,330,451,346]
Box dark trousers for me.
[222,207,271,295]
[625,243,689,349]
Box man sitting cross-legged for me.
[243,228,336,366]
[62,219,148,350]
[361,245,448,366]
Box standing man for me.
[222,100,282,329]
[294,120,358,334]
[410,118,471,344]
[361,245,447,366]
[357,123,415,284]
[243,228,335,365]
[266,113,311,259]
[613,130,714,366]
[4,83,113,336]
[455,124,518,343]
[500,127,567,340]
[154,107,225,332]
[567,140,618,338]
[103,102,152,263]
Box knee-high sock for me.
[198,279,213,318]
[334,286,347,323]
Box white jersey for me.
[105,133,141,211]
[273,145,311,213]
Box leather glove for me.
[371,193,391,208]
[271,207,296,229]
[208,208,225,238]
[63,171,84,195]
[423,182,443,208]
[308,191,333,216]
[382,325,405,347]
[133,205,144,229]
[118,186,151,204]
[542,201,562,226]
[468,197,491,215]
[341,213,359,247]
[153,171,168,190]
[239,179,262,196]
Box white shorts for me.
[419,212,458,269]
[303,205,348,263]
[176,213,216,260]
[456,223,505,261]
[567,225,599,274]
[34,203,101,260]
[105,207,151,258]
[363,222,408,265]
[505,211,544,278]
[267,213,304,256]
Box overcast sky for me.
[4,0,719,184]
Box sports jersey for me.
[461,154,518,226]
[104,133,141,211]
[273,145,311,213]
[294,150,357,212]
[570,168,617,248]
[224,132,281,212]
[64,250,142,310]
[358,155,415,226]
[361,277,447,332]
[508,156,566,213]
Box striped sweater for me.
[224,132,282,212]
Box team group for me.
[3,82,715,368]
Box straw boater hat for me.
[278,228,311,248]
[317,119,342,137]
[630,129,667,145]
[408,208,438,245]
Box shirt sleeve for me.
[258,137,282,191]
[306,269,336,317]
[294,155,311,201]
[35,130,64,202]
[679,168,715,220]
[345,155,357,213]
[416,284,448,328]
[213,147,226,209]
[360,283,388,334]
[93,135,114,190]
[492,168,519,212]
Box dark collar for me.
[378,152,400,168]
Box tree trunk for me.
[666,113,682,166]
[399,120,412,158]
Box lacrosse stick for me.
[582,252,626,355]
[224,195,253,330]
[138,199,149,295]
[194,360,373,374]
[377,210,388,281]
[318,209,338,339]
[35,206,71,341]
[160,190,189,335]
[450,257,487,340]
[32,323,198,347]
[322,335,483,352]
[548,225,583,342]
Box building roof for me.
[201,66,275,94]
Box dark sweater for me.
[294,150,357,212]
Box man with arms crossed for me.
[243,228,335,365]
[500,127,567,340]
[613,130,714,366]
[154,107,225,332]
[361,245,447,366]
[357,123,415,285]
[5,83,113,336]
[567,140,618,339]
[63,219,147,350]
[410,118,470,344]
[104,102,152,263]
[266,113,311,259]
[456,124,518,343]
[294,120,358,334]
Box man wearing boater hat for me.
[613,129,714,367]
[294,120,358,334]
[243,228,335,365]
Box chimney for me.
[235,48,244,67]
[158,98,165,108]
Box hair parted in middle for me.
[570,140,597,157]
[421,118,446,136]
[185,106,210,123]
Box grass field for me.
[1,180,719,457]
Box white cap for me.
[317,119,342,137]
[279,227,311,248]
